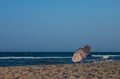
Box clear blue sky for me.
[0,0,120,52]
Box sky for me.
[0,0,120,52]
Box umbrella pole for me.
[80,60,82,64]
[74,62,80,69]
[74,62,78,68]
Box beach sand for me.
[0,61,120,79]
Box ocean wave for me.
[92,55,120,57]
[0,57,72,59]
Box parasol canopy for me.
[72,45,91,62]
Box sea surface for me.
[0,52,120,66]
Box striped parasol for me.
[72,45,91,62]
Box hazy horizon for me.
[0,0,120,52]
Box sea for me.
[0,52,120,66]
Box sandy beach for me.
[0,61,120,79]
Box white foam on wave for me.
[92,55,120,57]
[0,57,72,59]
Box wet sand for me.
[0,61,120,79]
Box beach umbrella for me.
[72,45,91,63]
